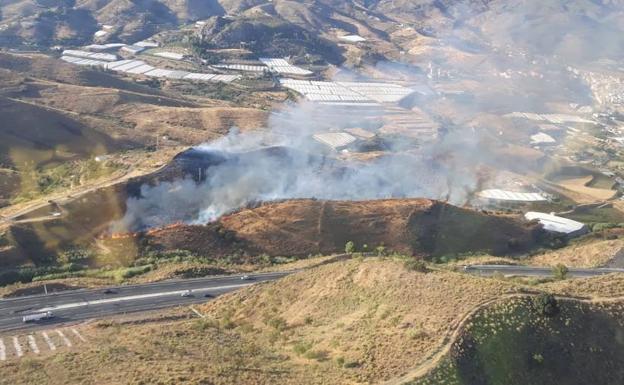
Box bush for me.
[404,259,429,273]
[552,264,568,280]
[293,341,312,355]
[533,293,559,317]
[345,241,355,254]
[343,360,360,368]
[304,350,328,361]
[266,316,288,331]
[533,353,545,364]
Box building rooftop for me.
[259,58,313,76]
[339,35,367,43]
[530,132,557,145]
[524,212,588,236]
[478,189,547,202]
[312,132,357,150]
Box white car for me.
[181,290,193,297]
[241,275,251,280]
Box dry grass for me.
[544,273,624,299]
[554,176,616,203]
[0,258,518,384]
[528,238,624,268]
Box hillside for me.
[2,259,624,384]
[1,198,544,269]
[415,296,624,385]
[0,52,269,205]
[0,259,519,384]
[184,198,543,257]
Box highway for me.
[4,263,624,333]
[464,264,624,278]
[0,271,291,333]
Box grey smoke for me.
[113,0,624,232]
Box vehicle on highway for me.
[22,311,54,323]
[241,275,251,280]
[181,290,193,297]
[204,293,213,298]
[103,289,117,294]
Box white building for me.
[478,189,547,203]
[312,132,357,151]
[152,51,185,61]
[121,45,146,55]
[524,212,588,237]
[339,35,367,43]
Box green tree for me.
[345,241,355,254]
[533,293,559,317]
[552,263,569,280]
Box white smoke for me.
[113,0,624,232]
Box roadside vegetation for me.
[413,296,624,385]
[11,158,125,204]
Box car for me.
[181,290,193,297]
[204,293,214,298]
[103,289,117,294]
[240,275,252,280]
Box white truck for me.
[22,311,54,323]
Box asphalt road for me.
[464,265,624,278]
[0,271,291,333]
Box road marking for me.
[71,328,86,342]
[36,283,253,312]
[42,331,56,350]
[0,338,5,361]
[56,330,72,347]
[13,336,23,357]
[27,335,39,354]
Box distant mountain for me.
[1,0,623,66]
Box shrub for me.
[552,264,569,280]
[266,316,288,331]
[304,350,328,361]
[343,360,360,368]
[404,259,429,273]
[533,293,559,317]
[345,241,355,254]
[375,245,386,256]
[293,341,312,355]
[533,353,544,364]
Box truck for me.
[22,311,54,323]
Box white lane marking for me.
[42,332,56,350]
[71,328,86,342]
[0,338,5,361]
[27,335,39,354]
[36,283,253,312]
[56,330,72,347]
[13,336,23,357]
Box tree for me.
[533,293,559,317]
[552,264,569,280]
[345,241,355,254]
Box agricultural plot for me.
[280,79,415,106]
[60,54,240,83]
